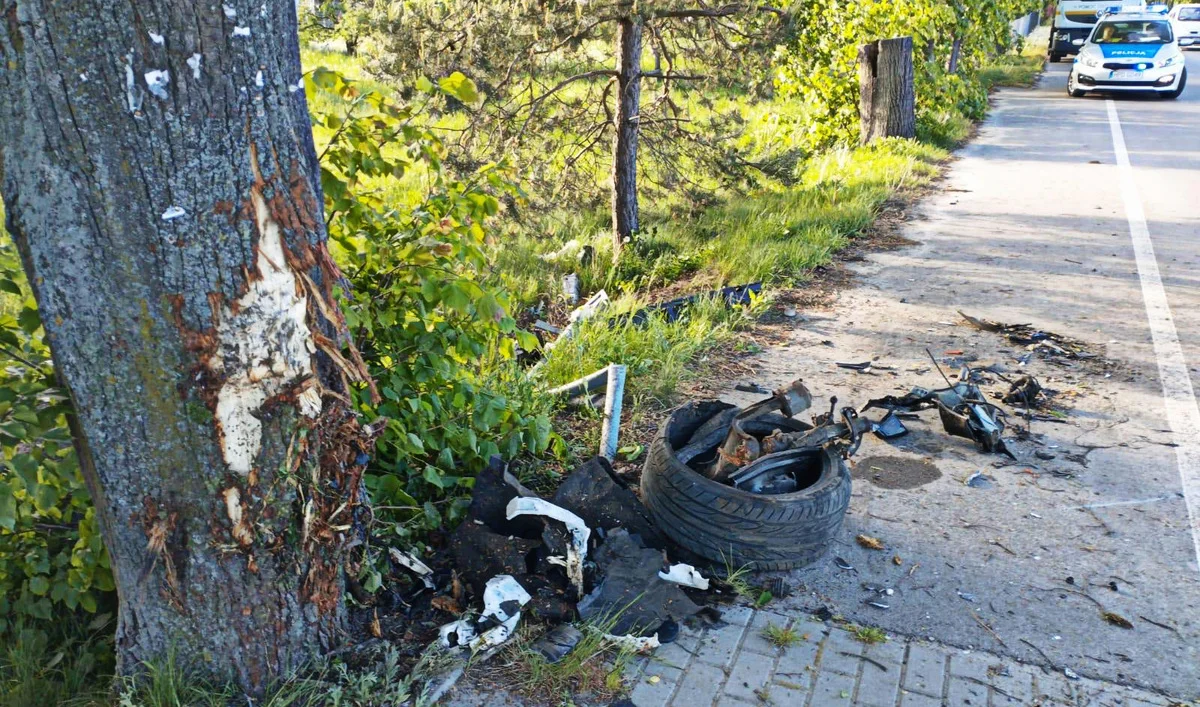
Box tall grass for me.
[537,293,762,408]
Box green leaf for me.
[0,279,22,296]
[29,576,50,596]
[438,72,479,104]
[17,306,41,334]
[422,465,445,489]
[0,492,16,531]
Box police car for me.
[1067,6,1195,98]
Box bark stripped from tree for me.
[857,36,916,144]
[611,15,643,261]
[0,0,375,692]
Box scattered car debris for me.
[530,624,584,663]
[834,557,856,571]
[966,472,995,489]
[576,529,701,636]
[552,456,665,548]
[506,497,591,596]
[658,563,710,590]
[958,311,1095,360]
[389,548,435,589]
[857,534,885,550]
[861,367,1015,459]
[612,282,762,327]
[602,632,662,652]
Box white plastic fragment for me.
[222,3,237,18]
[160,206,186,221]
[468,575,532,651]
[144,70,170,99]
[658,563,710,590]
[233,25,251,37]
[438,618,476,648]
[187,54,202,80]
[389,547,434,588]
[603,633,660,652]
[148,31,164,45]
[506,497,590,596]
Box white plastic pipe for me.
[600,364,627,461]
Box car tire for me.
[1160,68,1187,99]
[1067,72,1086,97]
[640,400,852,571]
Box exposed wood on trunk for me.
[857,36,916,145]
[611,15,643,261]
[0,0,375,693]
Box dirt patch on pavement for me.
[852,455,942,489]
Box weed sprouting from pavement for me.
[849,625,888,645]
[761,623,802,649]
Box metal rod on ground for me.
[600,364,627,461]
[546,366,612,399]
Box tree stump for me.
[858,36,916,144]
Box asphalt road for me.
[716,53,1200,699]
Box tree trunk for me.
[857,37,916,145]
[611,15,642,261]
[0,0,374,693]
[948,35,963,74]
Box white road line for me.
[1105,99,1200,574]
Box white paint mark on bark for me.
[187,54,203,81]
[223,3,237,18]
[288,82,302,93]
[124,52,144,113]
[144,70,170,99]
[211,189,320,475]
[233,25,251,37]
[148,31,164,45]
[255,70,264,88]
[161,206,186,221]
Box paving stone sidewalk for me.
[626,606,1183,707]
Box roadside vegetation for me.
[1,0,1041,703]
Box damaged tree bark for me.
[857,36,916,144]
[0,0,374,693]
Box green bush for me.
[308,68,560,539]
[0,232,115,638]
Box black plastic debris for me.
[531,624,584,663]
[464,456,543,540]
[552,456,666,550]
[449,521,541,597]
[612,282,762,328]
[576,530,700,636]
[872,412,908,439]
